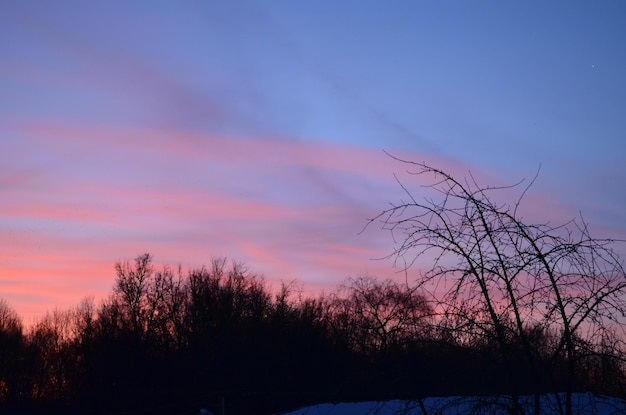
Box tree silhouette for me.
[2,243,624,414]
[113,252,154,338]
[367,156,626,415]
[329,276,432,357]
[0,299,23,404]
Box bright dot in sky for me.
[591,64,596,68]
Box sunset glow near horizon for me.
[2,1,625,326]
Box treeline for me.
[1,253,625,415]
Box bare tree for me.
[329,276,432,357]
[114,252,154,336]
[367,156,626,415]
[28,308,77,402]
[0,299,23,403]
[112,253,186,349]
[144,264,186,351]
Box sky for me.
[2,1,625,325]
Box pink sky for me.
[3,123,620,326]
[2,1,625,327]
[2,123,462,324]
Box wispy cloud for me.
[2,1,624,326]
[5,117,611,324]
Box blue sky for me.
[1,1,625,324]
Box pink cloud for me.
[5,120,622,327]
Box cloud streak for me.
[5,118,620,326]
[2,1,624,327]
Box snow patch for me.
[281,393,626,415]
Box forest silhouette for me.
[0,254,625,415]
